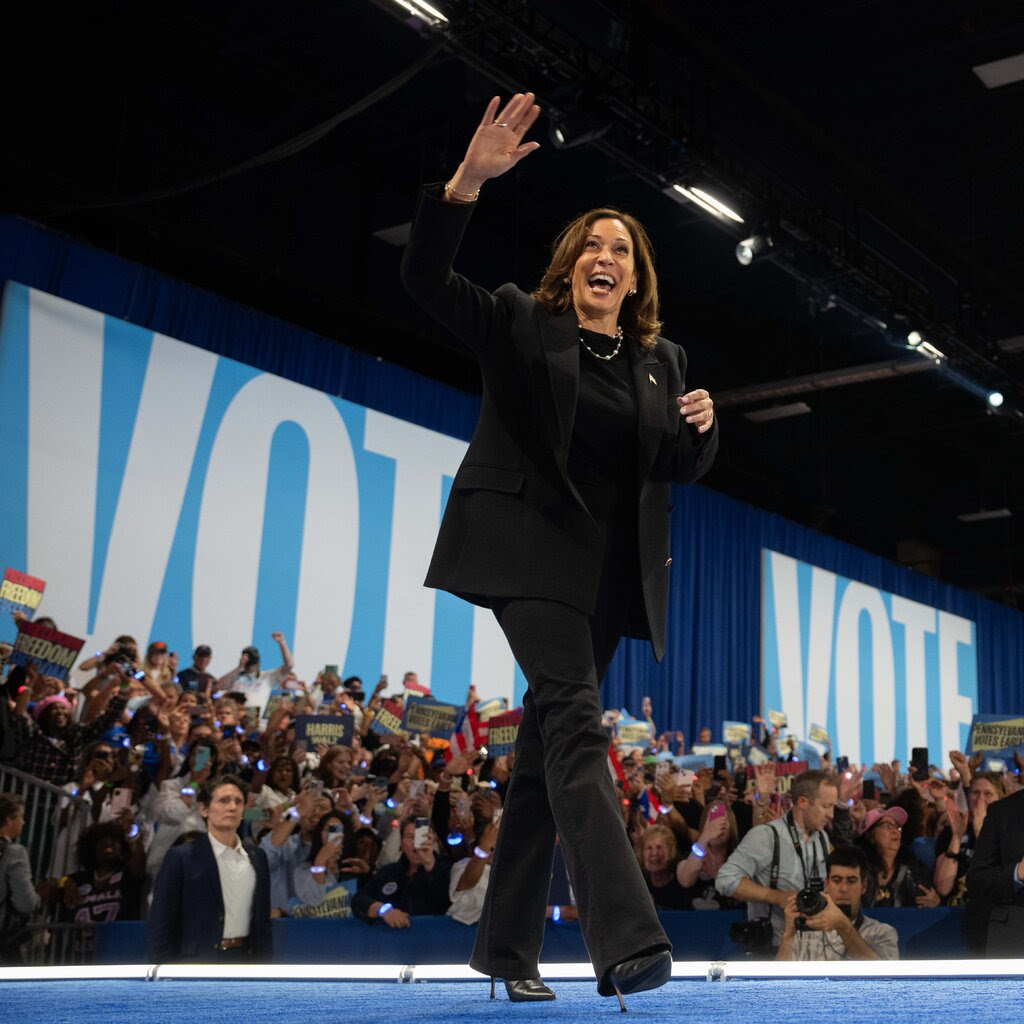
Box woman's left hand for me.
[677,390,714,433]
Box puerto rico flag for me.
[445,704,488,762]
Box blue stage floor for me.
[3,976,1022,1024]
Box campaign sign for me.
[474,697,508,722]
[966,714,1024,762]
[809,724,831,746]
[485,708,523,757]
[617,719,652,750]
[370,701,408,739]
[293,714,354,748]
[722,720,751,746]
[10,619,84,680]
[0,568,45,623]
[402,695,458,738]
[288,879,356,918]
[262,689,309,722]
[674,754,714,771]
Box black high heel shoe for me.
[604,949,672,1012]
[489,976,556,1002]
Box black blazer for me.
[401,186,718,660]
[146,834,272,962]
[964,788,1024,952]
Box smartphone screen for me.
[110,787,132,814]
[911,747,929,782]
[192,746,211,772]
[414,816,430,848]
[243,807,269,822]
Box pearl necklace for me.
[578,323,623,361]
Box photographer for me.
[216,633,294,715]
[716,770,837,952]
[776,845,898,961]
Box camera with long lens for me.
[729,916,774,955]
[795,884,826,930]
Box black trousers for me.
[469,577,670,992]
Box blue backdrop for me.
[1,214,1021,753]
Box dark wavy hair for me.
[532,207,661,350]
[307,811,349,866]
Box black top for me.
[567,328,643,609]
[645,872,693,911]
[567,329,638,510]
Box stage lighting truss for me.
[376,0,1019,415]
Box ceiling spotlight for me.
[907,330,924,347]
[918,341,946,363]
[736,234,774,266]
[388,0,448,25]
[988,391,1004,408]
[548,105,611,150]
[687,187,744,224]
[669,184,744,224]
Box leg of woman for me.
[469,685,556,981]
[480,597,670,993]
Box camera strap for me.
[785,811,828,887]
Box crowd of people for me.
[0,630,1022,963]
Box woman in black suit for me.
[401,92,718,1006]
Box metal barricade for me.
[0,763,95,965]
[0,762,88,880]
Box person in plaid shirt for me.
[11,669,130,786]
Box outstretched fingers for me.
[478,95,501,128]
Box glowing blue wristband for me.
[377,902,393,917]
[690,842,707,859]
[552,905,561,922]
[309,865,326,875]
[473,845,491,860]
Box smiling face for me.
[570,218,637,328]
[641,833,671,874]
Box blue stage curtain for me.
[2,214,1022,740]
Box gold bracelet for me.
[444,181,480,202]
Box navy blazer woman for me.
[146,834,271,962]
[403,187,718,660]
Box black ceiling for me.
[7,0,1024,605]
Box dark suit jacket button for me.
[218,915,224,922]
[664,557,672,567]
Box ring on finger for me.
[494,121,510,127]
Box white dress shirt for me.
[208,832,257,940]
